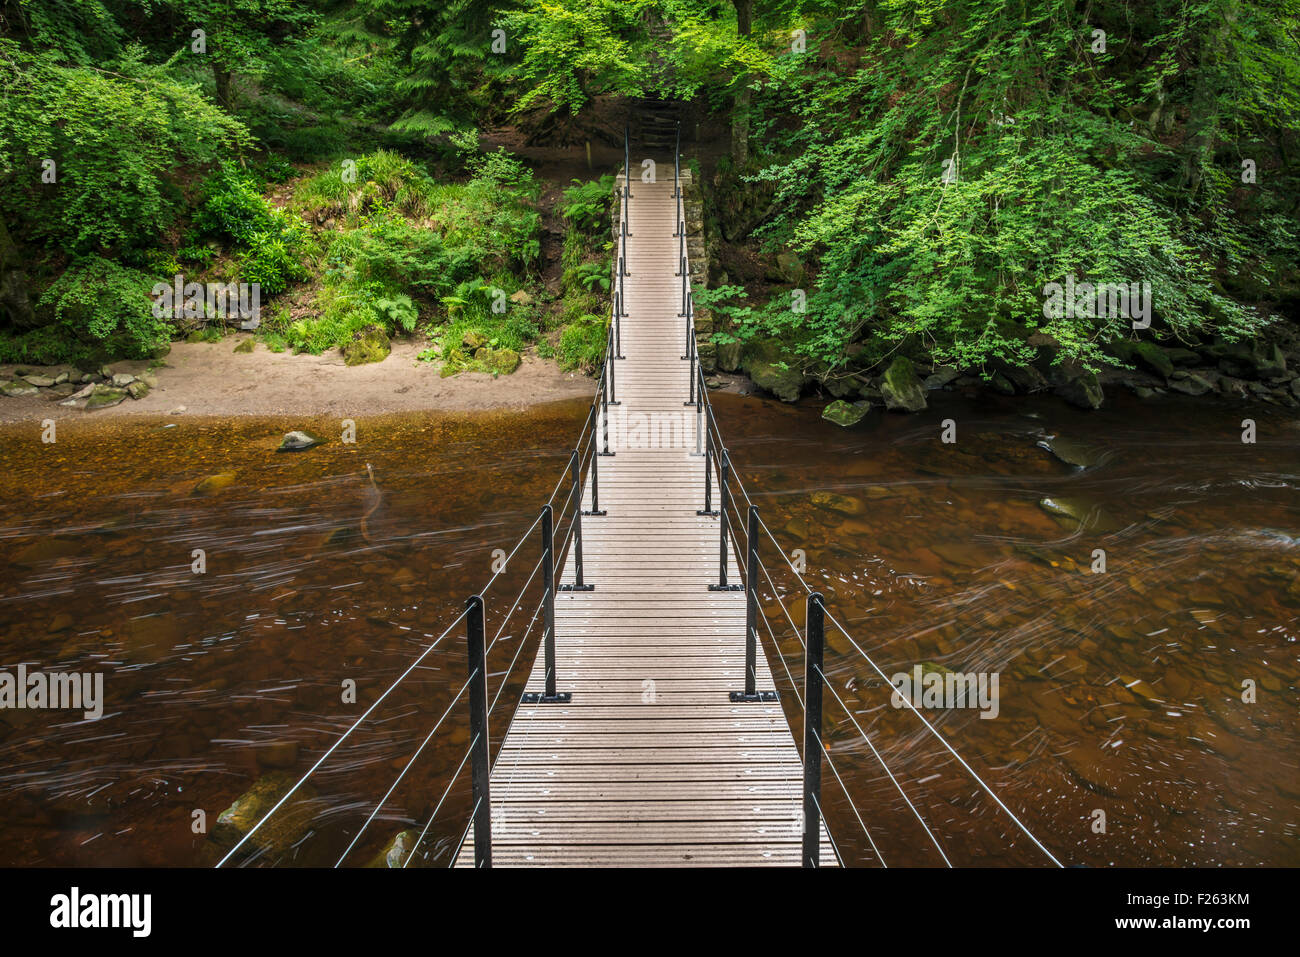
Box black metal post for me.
[615,302,624,360]
[709,450,743,592]
[522,506,571,704]
[585,444,605,516]
[697,426,716,516]
[802,592,826,868]
[686,335,696,405]
[607,333,620,406]
[465,594,492,867]
[559,450,595,593]
[599,367,613,457]
[730,506,778,702]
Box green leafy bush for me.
[23,256,168,361]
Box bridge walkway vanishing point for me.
[216,127,1065,871]
[454,176,835,867]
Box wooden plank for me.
[453,178,836,869]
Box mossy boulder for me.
[880,356,927,412]
[822,399,869,427]
[480,347,521,375]
[233,338,256,354]
[462,330,489,351]
[0,380,39,397]
[1205,340,1287,379]
[342,324,391,366]
[125,380,150,399]
[84,385,128,410]
[742,339,805,402]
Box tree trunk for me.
[213,64,234,112]
[731,0,753,168]
[0,213,35,330]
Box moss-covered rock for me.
[880,356,927,412]
[84,385,128,410]
[342,324,390,366]
[742,339,805,402]
[822,399,869,427]
[233,338,256,354]
[481,347,521,375]
[192,471,238,495]
[462,330,489,351]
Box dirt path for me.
[0,339,595,423]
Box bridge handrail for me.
[672,127,1063,868]
[217,125,634,869]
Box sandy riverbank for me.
[0,339,596,424]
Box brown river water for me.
[0,389,1296,867]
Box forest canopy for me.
[0,0,1296,377]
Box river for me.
[0,389,1296,866]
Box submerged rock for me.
[880,357,927,412]
[810,490,865,516]
[821,399,869,427]
[192,471,238,495]
[1036,434,1104,469]
[209,771,319,857]
[278,429,325,452]
[368,829,419,868]
[1038,496,1120,531]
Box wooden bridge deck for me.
[456,179,834,867]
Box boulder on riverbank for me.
[742,339,805,402]
[880,357,927,412]
[342,324,391,366]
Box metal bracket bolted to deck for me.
[521,691,572,704]
[729,691,778,703]
[708,583,743,592]
[558,583,595,592]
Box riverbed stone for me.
[880,357,927,412]
[1,381,39,397]
[278,429,325,452]
[822,399,869,427]
[126,380,150,399]
[192,471,238,495]
[1036,435,1103,469]
[209,771,320,856]
[21,374,55,388]
[110,373,136,388]
[368,829,419,868]
[85,385,127,410]
[810,490,865,515]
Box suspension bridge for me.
[215,126,1063,870]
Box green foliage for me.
[18,256,168,361]
[194,164,308,294]
[0,40,252,253]
[557,312,608,372]
[560,175,616,234]
[746,0,1296,370]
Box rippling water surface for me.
[0,390,1296,866]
